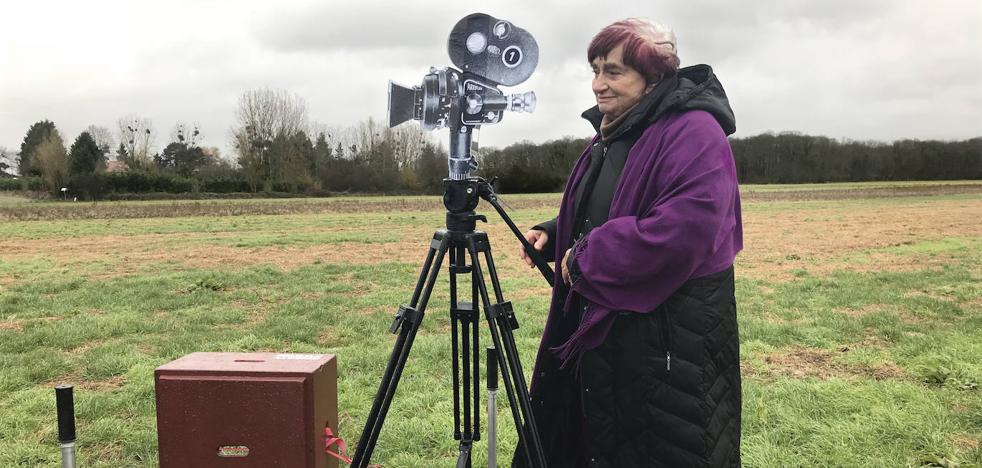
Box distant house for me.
[105,160,129,173]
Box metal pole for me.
[55,384,77,468]
[487,347,498,468]
[59,442,76,468]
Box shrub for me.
[0,177,44,191]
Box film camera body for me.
[388,13,538,180]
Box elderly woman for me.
[515,19,743,467]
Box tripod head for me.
[443,177,554,286]
[443,178,487,233]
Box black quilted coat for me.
[514,268,741,468]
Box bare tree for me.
[232,89,309,144]
[389,124,430,168]
[323,124,360,159]
[230,89,310,190]
[170,122,201,147]
[84,125,115,157]
[116,115,156,168]
[34,131,68,193]
[327,119,429,167]
[233,130,264,191]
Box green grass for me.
[0,211,445,240]
[0,185,980,467]
[740,180,982,192]
[0,192,33,205]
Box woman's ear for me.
[644,80,659,94]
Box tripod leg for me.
[350,231,450,468]
[460,254,472,442]
[471,276,481,441]
[456,440,473,468]
[466,234,548,468]
[450,247,462,440]
[453,245,479,468]
[481,247,545,461]
[462,296,473,441]
[451,244,480,445]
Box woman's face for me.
[591,43,648,120]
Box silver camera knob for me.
[508,91,536,113]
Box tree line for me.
[2,89,979,199]
[477,133,981,191]
[728,133,982,184]
[1,89,450,199]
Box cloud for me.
[1,0,980,160]
[254,4,445,52]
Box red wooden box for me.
[155,352,339,468]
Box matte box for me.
[155,352,339,468]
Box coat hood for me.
[582,64,737,137]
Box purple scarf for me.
[541,110,743,368]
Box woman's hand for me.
[561,248,572,284]
[520,229,549,268]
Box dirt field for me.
[1,191,978,286]
[2,182,981,221]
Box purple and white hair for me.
[588,18,680,83]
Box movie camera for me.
[388,13,538,180]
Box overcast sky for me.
[1,0,980,161]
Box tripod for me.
[350,178,552,468]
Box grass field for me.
[1,182,980,467]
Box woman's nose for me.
[592,76,607,94]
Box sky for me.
[1,0,980,162]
